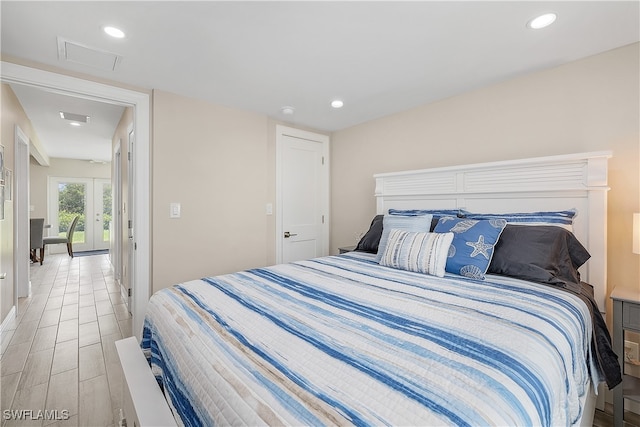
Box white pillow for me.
[379,229,454,278]
[375,214,433,263]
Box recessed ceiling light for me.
[104,26,125,38]
[331,100,344,109]
[527,13,557,30]
[281,106,295,115]
[69,122,82,127]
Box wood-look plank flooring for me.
[594,403,640,427]
[1,253,131,427]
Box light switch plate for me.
[170,202,181,218]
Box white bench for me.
[115,337,177,427]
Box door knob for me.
[284,231,298,238]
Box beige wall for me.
[29,157,111,223]
[1,82,114,323]
[0,84,46,321]
[151,107,330,290]
[152,90,270,291]
[331,43,640,316]
[0,85,19,321]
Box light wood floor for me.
[1,253,132,427]
[593,403,640,427]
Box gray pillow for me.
[487,225,590,292]
[355,215,384,254]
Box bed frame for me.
[375,151,612,312]
[117,150,611,426]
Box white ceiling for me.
[1,1,639,161]
[9,84,125,162]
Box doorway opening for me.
[1,61,151,341]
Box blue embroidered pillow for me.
[459,209,576,230]
[388,209,462,218]
[434,216,507,279]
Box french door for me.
[48,177,112,253]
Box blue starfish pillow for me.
[434,216,507,279]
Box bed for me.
[117,151,620,427]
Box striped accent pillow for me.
[375,214,433,263]
[379,229,454,277]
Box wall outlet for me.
[625,340,639,362]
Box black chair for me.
[42,215,80,263]
[30,218,45,265]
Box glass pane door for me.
[49,177,110,254]
[63,182,87,247]
[94,179,111,250]
[49,178,91,253]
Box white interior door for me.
[113,142,124,306]
[276,126,329,264]
[126,128,135,311]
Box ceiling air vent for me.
[59,111,90,124]
[57,37,122,71]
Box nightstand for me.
[339,245,357,254]
[611,287,640,427]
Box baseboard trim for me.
[1,306,17,334]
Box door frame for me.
[113,141,122,286]
[1,61,151,341]
[14,125,30,300]
[275,125,330,264]
[126,126,135,311]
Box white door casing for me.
[14,125,30,300]
[276,126,329,264]
[1,61,151,341]
[127,128,135,312]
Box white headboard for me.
[374,151,612,311]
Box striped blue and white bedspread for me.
[142,252,597,427]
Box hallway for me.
[1,253,132,426]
